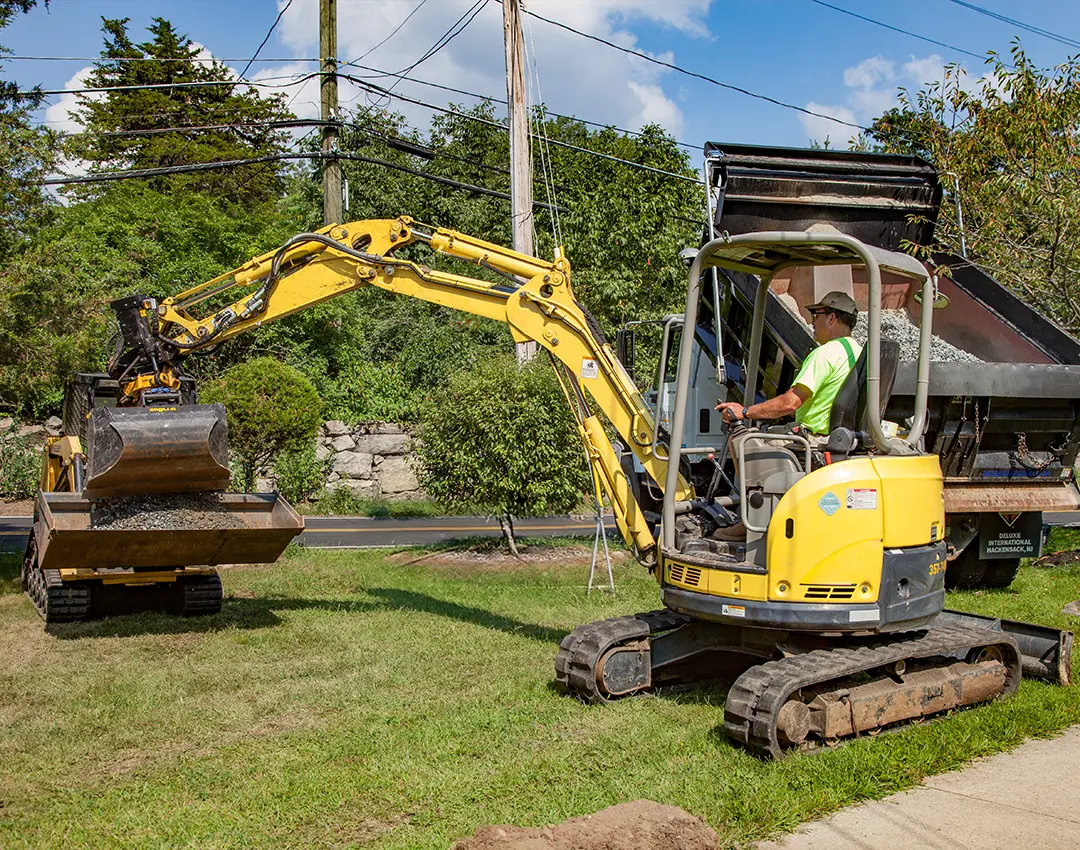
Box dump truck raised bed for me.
[700,142,1080,589]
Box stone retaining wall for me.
[315,420,424,501]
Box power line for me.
[516,4,868,131]
[341,60,698,151]
[40,150,570,213]
[4,55,319,63]
[946,0,1080,50]
[339,73,704,185]
[238,0,295,81]
[807,0,990,63]
[385,0,488,80]
[350,0,432,65]
[21,71,322,99]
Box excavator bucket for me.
[83,404,232,499]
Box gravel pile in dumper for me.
[90,493,244,530]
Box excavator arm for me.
[111,217,693,558]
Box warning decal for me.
[846,488,878,510]
[580,358,599,379]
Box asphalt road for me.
[4,511,1077,557]
[0,514,616,554]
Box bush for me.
[273,441,330,504]
[201,357,323,492]
[414,353,591,553]
[0,424,39,500]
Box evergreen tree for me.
[68,17,294,207]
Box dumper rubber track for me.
[23,564,91,624]
[176,573,223,617]
[723,625,1021,759]
[554,609,691,702]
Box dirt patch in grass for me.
[389,545,629,573]
[105,709,320,777]
[1036,550,1080,567]
[452,800,718,850]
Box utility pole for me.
[320,0,342,226]
[503,0,536,362]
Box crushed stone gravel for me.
[852,310,983,363]
[90,493,243,530]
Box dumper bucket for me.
[31,491,303,570]
[83,404,231,499]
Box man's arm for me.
[718,385,811,423]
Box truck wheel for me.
[982,558,1021,589]
[945,547,986,589]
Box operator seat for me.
[828,338,900,433]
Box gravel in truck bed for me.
[90,493,244,530]
[852,310,983,363]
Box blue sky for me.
[5,0,1080,158]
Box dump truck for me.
[628,143,1080,590]
[23,366,303,623]
[34,214,1069,757]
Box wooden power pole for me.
[503,0,536,362]
[320,0,342,226]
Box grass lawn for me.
[1,532,1078,849]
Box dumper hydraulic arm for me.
[108,217,693,559]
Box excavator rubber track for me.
[556,614,1023,759]
[554,609,692,702]
[723,624,1021,759]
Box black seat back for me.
[828,338,900,433]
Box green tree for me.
[0,184,290,417]
[0,0,57,261]
[68,17,293,207]
[865,43,1080,334]
[414,354,590,554]
[201,357,323,492]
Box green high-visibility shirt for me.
[791,336,861,434]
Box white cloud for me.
[800,51,1003,144]
[843,56,895,90]
[799,103,859,148]
[271,0,711,139]
[44,65,96,135]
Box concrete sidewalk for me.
[757,727,1080,850]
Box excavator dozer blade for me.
[32,491,304,571]
[83,404,231,500]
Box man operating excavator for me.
[714,290,862,540]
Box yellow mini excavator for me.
[26,211,1071,756]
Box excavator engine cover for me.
[83,404,231,499]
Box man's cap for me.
[807,291,857,317]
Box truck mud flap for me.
[935,608,1073,686]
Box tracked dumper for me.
[23,374,303,624]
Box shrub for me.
[414,353,591,554]
[273,440,330,504]
[201,357,323,492]
[0,424,39,500]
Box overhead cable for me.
[516,4,868,131]
[238,0,295,81]
[807,0,989,63]
[350,0,432,65]
[341,60,698,151]
[340,74,703,185]
[41,150,570,213]
[946,0,1080,50]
